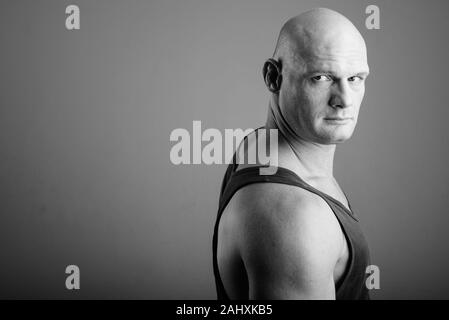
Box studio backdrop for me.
[1,0,448,299]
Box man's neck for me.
[265,95,336,180]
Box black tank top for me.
[212,141,371,300]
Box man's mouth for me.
[324,117,353,124]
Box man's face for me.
[279,36,369,144]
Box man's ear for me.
[262,58,282,93]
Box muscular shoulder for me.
[223,182,344,298]
[231,182,341,242]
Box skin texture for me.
[271,8,369,143]
[265,7,369,184]
[217,8,369,299]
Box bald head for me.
[264,8,370,145]
[273,8,367,71]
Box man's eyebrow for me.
[305,69,334,75]
[356,71,370,77]
[305,70,370,77]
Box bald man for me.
[212,8,371,299]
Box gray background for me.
[1,0,448,299]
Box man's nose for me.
[329,81,353,109]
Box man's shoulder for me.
[234,182,330,220]
[227,182,340,242]
[225,181,343,277]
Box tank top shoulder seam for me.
[226,165,359,222]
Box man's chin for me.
[333,137,351,144]
[318,132,354,144]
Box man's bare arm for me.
[235,184,343,299]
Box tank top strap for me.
[219,165,359,222]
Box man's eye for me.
[348,76,363,82]
[312,75,331,82]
